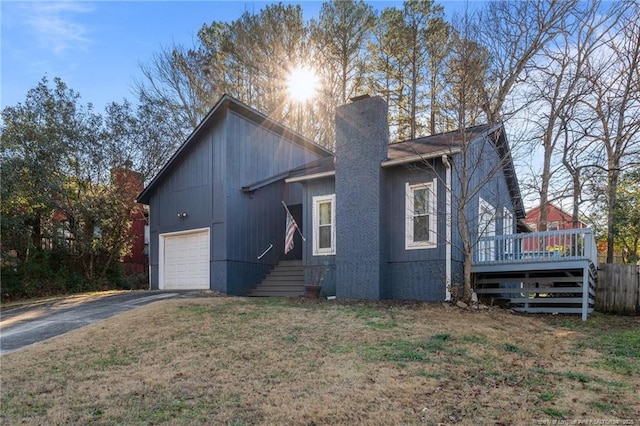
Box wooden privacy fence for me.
[596,264,640,314]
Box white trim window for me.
[478,198,496,261]
[503,207,514,255]
[405,180,437,250]
[312,194,336,255]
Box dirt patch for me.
[1,298,638,424]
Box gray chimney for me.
[335,96,388,299]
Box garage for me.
[159,228,210,290]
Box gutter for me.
[381,148,462,168]
[442,154,452,301]
[284,171,335,183]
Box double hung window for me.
[405,180,437,250]
[312,194,336,255]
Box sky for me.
[1,1,478,113]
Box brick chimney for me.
[335,95,388,299]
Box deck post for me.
[581,266,589,321]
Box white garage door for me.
[161,229,210,290]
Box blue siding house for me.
[137,94,525,301]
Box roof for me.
[384,123,493,165]
[525,202,587,226]
[278,122,525,219]
[137,94,333,204]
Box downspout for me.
[442,155,452,301]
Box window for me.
[313,194,335,255]
[406,180,437,249]
[503,208,514,255]
[478,198,496,261]
[503,208,513,236]
[547,221,559,231]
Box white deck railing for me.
[473,228,598,267]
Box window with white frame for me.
[312,194,336,255]
[405,180,437,249]
[503,207,514,256]
[478,198,496,261]
[547,221,559,231]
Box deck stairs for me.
[250,260,305,297]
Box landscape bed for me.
[1,296,638,425]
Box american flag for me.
[285,210,298,254]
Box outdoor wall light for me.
[177,212,188,219]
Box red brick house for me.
[110,168,149,275]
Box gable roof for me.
[280,122,525,219]
[383,123,493,166]
[137,94,333,204]
[525,202,586,226]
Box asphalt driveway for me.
[0,291,189,355]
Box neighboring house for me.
[38,168,148,275]
[522,203,586,254]
[137,94,525,301]
[524,203,586,232]
[111,168,149,275]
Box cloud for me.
[22,1,93,55]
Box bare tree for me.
[580,1,640,262]
[473,0,579,123]
[524,0,620,231]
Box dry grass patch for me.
[1,297,638,425]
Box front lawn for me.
[1,297,638,424]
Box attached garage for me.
[159,228,210,290]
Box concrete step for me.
[250,260,305,297]
[253,284,305,292]
[266,271,304,278]
[251,290,305,297]
[277,260,302,266]
[262,274,303,280]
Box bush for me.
[0,247,135,301]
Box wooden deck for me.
[472,229,598,320]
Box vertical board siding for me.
[148,124,218,290]
[596,264,640,314]
[384,162,447,301]
[224,111,325,294]
[451,135,516,263]
[385,162,445,262]
[147,106,326,294]
[302,178,337,293]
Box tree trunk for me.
[606,169,619,263]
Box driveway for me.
[0,291,189,355]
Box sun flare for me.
[287,65,319,102]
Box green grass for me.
[590,400,615,413]
[538,391,562,402]
[95,347,138,369]
[364,319,399,329]
[500,342,532,356]
[2,298,639,425]
[540,407,565,419]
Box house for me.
[137,94,525,301]
[111,168,149,275]
[522,203,586,254]
[37,167,148,275]
[524,203,586,232]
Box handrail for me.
[257,244,273,260]
[473,228,598,266]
